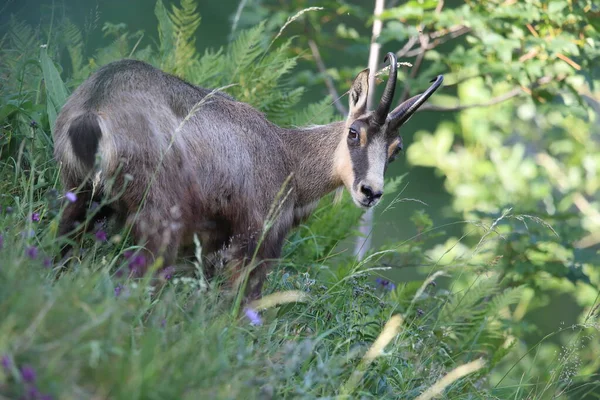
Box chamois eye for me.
[389,142,403,162]
[348,128,359,142]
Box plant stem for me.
[354,0,386,260]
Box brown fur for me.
[53,55,443,301]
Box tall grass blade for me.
[415,358,486,400]
[340,314,404,395]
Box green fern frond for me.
[60,18,84,79]
[261,87,304,125]
[190,48,226,87]
[7,16,37,54]
[383,174,408,196]
[486,285,525,319]
[290,96,336,127]
[155,0,176,71]
[227,21,267,82]
[439,277,499,325]
[169,0,201,77]
[132,45,156,64]
[1,17,41,94]
[154,0,201,77]
[92,30,135,68]
[246,39,297,90]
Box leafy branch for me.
[396,25,471,59]
[417,75,558,112]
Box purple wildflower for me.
[161,319,167,328]
[40,394,54,400]
[20,365,36,383]
[29,120,38,129]
[31,213,40,222]
[5,206,13,214]
[160,266,175,280]
[244,307,262,326]
[128,254,147,277]
[1,355,12,370]
[27,386,40,399]
[26,246,38,259]
[95,230,107,242]
[65,191,77,203]
[0,233,3,250]
[130,254,146,267]
[375,278,396,291]
[43,258,52,268]
[114,284,123,297]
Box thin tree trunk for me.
[354,0,386,260]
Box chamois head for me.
[335,52,443,209]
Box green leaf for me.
[547,1,567,15]
[39,45,69,133]
[0,104,19,122]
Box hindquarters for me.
[52,110,110,258]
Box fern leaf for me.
[290,96,336,127]
[7,16,36,54]
[61,18,84,79]
[155,0,176,72]
[190,48,226,88]
[439,277,498,325]
[227,22,267,82]
[485,285,526,319]
[169,0,201,77]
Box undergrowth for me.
[1,1,598,399]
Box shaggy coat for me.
[53,53,443,299]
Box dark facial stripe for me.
[350,142,369,190]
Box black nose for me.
[360,184,383,202]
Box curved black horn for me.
[388,75,444,130]
[373,52,398,125]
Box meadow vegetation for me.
[0,0,599,399]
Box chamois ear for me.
[348,68,370,118]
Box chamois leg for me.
[57,188,92,259]
[125,205,183,288]
[223,230,284,303]
[245,235,285,302]
[57,186,113,269]
[198,232,232,281]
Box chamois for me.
[53,52,443,300]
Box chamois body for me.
[54,55,443,299]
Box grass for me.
[1,160,597,400]
[0,163,476,399]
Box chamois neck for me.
[281,121,346,206]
